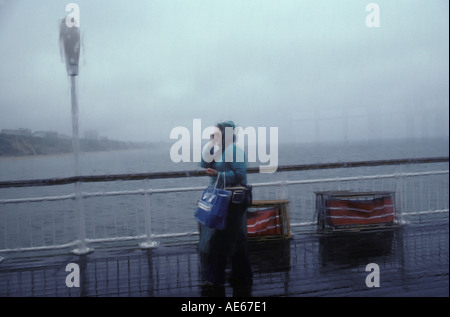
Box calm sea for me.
[0,138,448,250]
[1,138,448,179]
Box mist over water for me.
[0,137,447,181]
[0,1,448,144]
[0,137,448,251]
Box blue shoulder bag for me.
[194,172,231,230]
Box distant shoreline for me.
[1,135,447,159]
[0,133,152,158]
[0,147,156,161]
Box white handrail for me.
[0,168,448,254]
[1,170,447,205]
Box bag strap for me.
[213,171,226,189]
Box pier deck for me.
[0,222,448,298]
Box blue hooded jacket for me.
[200,121,247,187]
[198,121,249,256]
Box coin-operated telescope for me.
[59,12,91,255]
[59,17,80,76]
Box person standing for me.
[198,121,252,295]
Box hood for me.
[218,121,236,130]
[217,121,236,145]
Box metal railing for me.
[0,157,448,255]
[2,222,448,296]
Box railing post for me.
[72,182,93,255]
[280,176,288,200]
[140,185,158,249]
[395,165,405,224]
[69,76,92,256]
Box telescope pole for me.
[70,75,90,255]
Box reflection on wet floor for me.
[0,222,448,297]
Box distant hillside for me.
[0,134,147,157]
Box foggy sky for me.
[0,0,448,143]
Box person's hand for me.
[205,168,218,176]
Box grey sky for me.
[0,0,448,143]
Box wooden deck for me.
[0,222,448,299]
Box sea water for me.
[0,138,448,251]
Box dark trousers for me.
[204,251,252,285]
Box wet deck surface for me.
[0,222,448,298]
